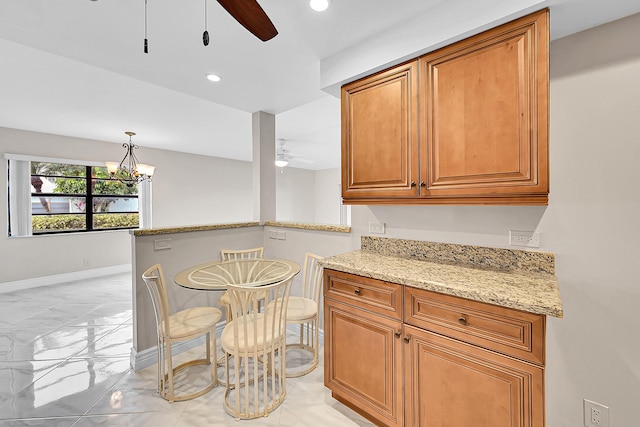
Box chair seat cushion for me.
[221,313,284,353]
[163,306,222,339]
[219,291,231,306]
[285,296,317,322]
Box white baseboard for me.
[0,264,132,294]
[130,324,325,372]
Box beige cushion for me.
[285,296,317,322]
[162,306,222,339]
[219,291,231,306]
[221,313,284,353]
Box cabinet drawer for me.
[405,286,545,364]
[324,269,403,320]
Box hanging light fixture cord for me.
[203,0,210,46]
[144,0,149,53]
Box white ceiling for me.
[0,0,639,170]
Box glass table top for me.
[174,258,300,290]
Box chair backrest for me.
[141,264,171,337]
[221,247,264,261]
[225,276,294,350]
[301,253,324,303]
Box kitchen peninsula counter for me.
[320,237,563,318]
[132,222,260,236]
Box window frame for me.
[6,153,151,237]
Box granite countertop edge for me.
[132,222,261,236]
[320,250,563,318]
[264,221,351,233]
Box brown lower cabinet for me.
[324,269,546,427]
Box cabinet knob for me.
[403,336,410,343]
[410,181,416,187]
[354,288,361,295]
[420,181,426,187]
[458,316,468,326]
[394,331,401,338]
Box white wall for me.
[0,127,253,283]
[276,167,315,223]
[321,14,640,427]
[276,167,341,224]
[315,168,341,225]
[543,14,640,427]
[143,147,253,227]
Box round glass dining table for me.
[174,258,300,290]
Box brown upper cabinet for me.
[342,9,549,205]
[341,61,419,199]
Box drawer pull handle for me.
[403,336,410,343]
[458,316,468,326]
[354,288,361,295]
[394,331,401,338]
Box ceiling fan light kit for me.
[275,139,289,168]
[275,156,289,168]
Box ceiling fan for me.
[139,0,277,54]
[275,139,314,168]
[215,0,278,42]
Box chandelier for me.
[105,131,155,187]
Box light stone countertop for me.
[264,221,351,233]
[320,248,563,318]
[133,221,350,236]
[132,222,260,236]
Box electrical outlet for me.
[509,230,540,248]
[369,222,385,234]
[268,229,278,239]
[154,239,172,251]
[276,231,286,240]
[584,399,610,427]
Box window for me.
[7,155,149,236]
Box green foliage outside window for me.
[30,161,140,233]
[32,214,140,231]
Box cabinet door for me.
[404,325,544,427]
[342,60,419,201]
[325,298,404,427]
[420,9,549,204]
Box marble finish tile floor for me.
[0,273,374,426]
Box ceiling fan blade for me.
[216,0,278,42]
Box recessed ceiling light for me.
[206,73,221,82]
[309,0,330,12]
